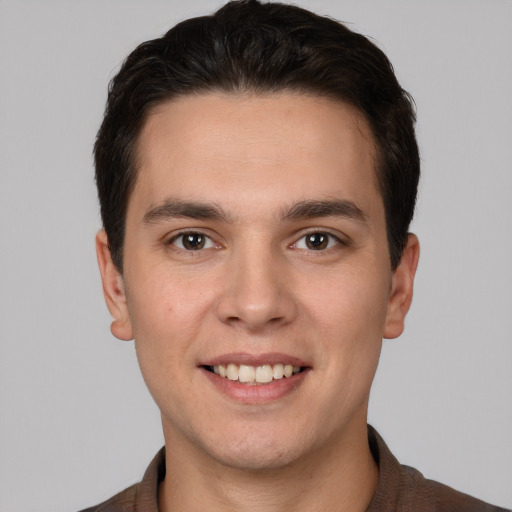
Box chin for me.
[209,442,300,472]
[196,422,322,472]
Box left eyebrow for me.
[281,199,368,223]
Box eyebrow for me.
[142,198,367,225]
[281,199,368,223]
[143,199,232,224]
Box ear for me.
[383,234,420,339]
[96,230,134,341]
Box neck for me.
[158,419,378,512]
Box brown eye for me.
[293,231,341,251]
[171,232,214,251]
[305,232,329,250]
[183,233,205,250]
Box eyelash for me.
[291,230,345,252]
[167,231,218,252]
[167,229,347,253]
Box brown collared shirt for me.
[79,426,510,512]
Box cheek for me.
[126,263,209,333]
[303,264,389,375]
[125,265,223,388]
[306,265,390,332]
[126,276,200,409]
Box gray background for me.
[1,1,511,510]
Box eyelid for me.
[290,229,348,251]
[167,229,219,251]
[164,227,349,253]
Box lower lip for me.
[200,367,310,404]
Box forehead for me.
[131,92,381,221]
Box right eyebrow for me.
[142,199,233,225]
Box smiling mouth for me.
[204,363,306,385]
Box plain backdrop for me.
[1,1,511,510]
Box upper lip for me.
[201,352,310,367]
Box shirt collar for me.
[133,425,434,512]
[366,425,435,512]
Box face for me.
[97,92,418,471]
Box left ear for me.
[383,233,420,339]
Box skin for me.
[97,92,419,512]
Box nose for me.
[215,240,298,333]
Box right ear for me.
[95,230,133,341]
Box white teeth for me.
[273,364,284,379]
[238,365,256,383]
[256,365,273,383]
[226,363,238,381]
[211,363,303,384]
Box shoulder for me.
[367,426,510,512]
[426,473,509,512]
[76,447,165,512]
[77,482,138,512]
[400,463,509,512]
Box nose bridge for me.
[216,234,296,331]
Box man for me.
[85,1,508,510]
